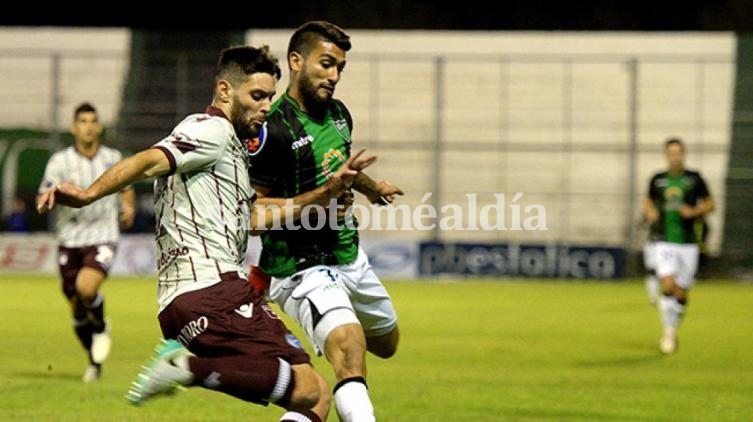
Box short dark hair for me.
[665,137,684,150]
[288,20,351,58]
[215,45,281,87]
[74,102,97,120]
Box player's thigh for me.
[270,266,358,355]
[58,246,83,299]
[77,244,115,295]
[349,267,398,338]
[655,242,681,279]
[643,242,657,271]
[675,244,699,290]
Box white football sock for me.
[645,275,659,302]
[334,378,375,422]
[658,296,685,329]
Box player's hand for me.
[342,148,377,177]
[328,148,376,196]
[120,205,136,230]
[678,204,697,219]
[36,182,92,213]
[366,180,404,206]
[644,207,660,223]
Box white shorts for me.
[643,241,657,271]
[268,247,398,355]
[654,241,699,290]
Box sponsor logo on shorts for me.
[285,333,304,350]
[176,316,208,346]
[95,245,115,268]
[261,303,280,320]
[234,302,254,318]
[202,371,222,389]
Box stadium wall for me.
[0,29,739,277]
[247,30,735,257]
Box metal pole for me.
[431,56,445,242]
[561,60,573,246]
[626,58,639,253]
[369,56,379,149]
[49,52,61,148]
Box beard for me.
[229,100,258,141]
[299,74,332,118]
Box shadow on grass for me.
[572,340,664,367]
[574,354,661,367]
[10,371,80,381]
[502,406,645,421]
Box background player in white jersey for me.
[37,102,135,382]
[38,45,375,422]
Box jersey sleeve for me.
[37,152,64,194]
[647,173,661,201]
[695,172,711,198]
[248,120,286,188]
[152,116,228,175]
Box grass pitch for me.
[1,274,751,421]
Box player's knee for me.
[327,324,367,357]
[289,364,329,409]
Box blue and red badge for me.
[245,122,267,157]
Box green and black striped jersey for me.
[248,93,358,277]
[647,169,711,244]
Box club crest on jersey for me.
[321,149,346,179]
[245,122,267,157]
[332,118,351,143]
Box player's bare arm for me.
[249,148,375,234]
[352,172,404,206]
[643,197,659,223]
[679,196,715,219]
[119,186,137,230]
[37,148,170,213]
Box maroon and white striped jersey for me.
[38,145,123,247]
[151,109,255,311]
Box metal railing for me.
[0,48,738,257]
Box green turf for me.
[1,275,752,421]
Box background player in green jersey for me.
[643,138,714,354]
[248,21,402,421]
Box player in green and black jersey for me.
[247,21,403,422]
[643,137,714,354]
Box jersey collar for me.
[205,105,229,121]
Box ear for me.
[216,79,232,103]
[289,51,303,72]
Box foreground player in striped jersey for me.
[38,45,375,422]
[37,102,136,382]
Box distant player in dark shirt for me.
[643,137,714,354]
